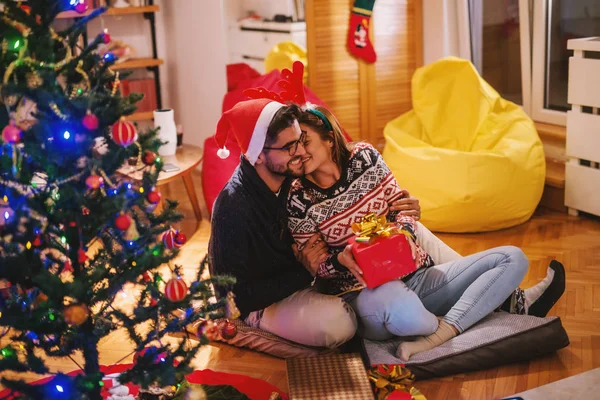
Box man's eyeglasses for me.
[263,131,307,156]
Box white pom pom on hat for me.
[217,147,230,159]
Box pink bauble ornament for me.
[197,320,220,341]
[82,112,99,131]
[2,122,22,144]
[74,1,88,14]
[111,119,137,147]
[164,278,188,302]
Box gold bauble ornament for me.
[63,303,90,326]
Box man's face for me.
[261,120,308,178]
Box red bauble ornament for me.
[164,278,188,302]
[115,214,132,231]
[85,174,103,189]
[111,119,137,147]
[162,229,181,250]
[146,190,161,205]
[33,235,42,247]
[197,320,220,341]
[143,150,157,165]
[2,122,22,144]
[102,30,111,44]
[82,207,90,215]
[82,112,99,131]
[78,248,89,264]
[218,319,238,340]
[175,232,187,246]
[74,1,88,14]
[149,298,158,306]
[142,272,152,282]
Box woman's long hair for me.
[297,106,352,170]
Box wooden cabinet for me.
[306,0,422,149]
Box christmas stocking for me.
[347,0,377,63]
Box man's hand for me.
[390,189,421,220]
[292,233,328,276]
[337,245,367,286]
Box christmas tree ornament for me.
[102,29,111,44]
[162,229,181,250]
[74,0,88,14]
[33,234,42,247]
[77,248,88,264]
[82,111,99,131]
[149,297,158,306]
[103,52,117,64]
[225,291,241,320]
[146,190,161,205]
[143,150,158,165]
[111,119,137,147]
[142,272,152,282]
[92,136,108,158]
[63,303,89,326]
[175,232,187,247]
[15,97,38,131]
[85,174,104,190]
[115,214,132,231]
[164,278,188,302]
[33,292,48,307]
[347,0,377,63]
[217,319,237,340]
[196,320,219,341]
[2,121,22,144]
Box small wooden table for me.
[119,144,203,226]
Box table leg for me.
[182,171,203,223]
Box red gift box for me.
[348,233,416,289]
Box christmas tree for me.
[0,1,234,399]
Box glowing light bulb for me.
[63,131,71,140]
[56,385,64,393]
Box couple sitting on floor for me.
[209,98,565,361]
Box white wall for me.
[156,0,227,147]
[89,0,228,148]
[422,0,461,65]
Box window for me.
[460,0,600,126]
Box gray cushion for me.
[363,312,569,380]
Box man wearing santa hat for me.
[208,98,360,348]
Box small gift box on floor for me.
[287,353,374,399]
[348,214,417,289]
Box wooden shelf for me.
[56,5,159,19]
[111,58,163,70]
[126,111,153,121]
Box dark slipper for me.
[528,260,566,317]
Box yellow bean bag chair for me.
[264,41,308,83]
[383,57,545,232]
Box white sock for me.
[524,267,555,310]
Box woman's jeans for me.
[350,246,529,340]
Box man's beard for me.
[265,155,305,178]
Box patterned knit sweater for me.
[287,143,434,296]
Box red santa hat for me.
[214,98,285,165]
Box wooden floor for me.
[3,171,600,399]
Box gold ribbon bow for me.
[352,213,413,244]
[368,365,427,400]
